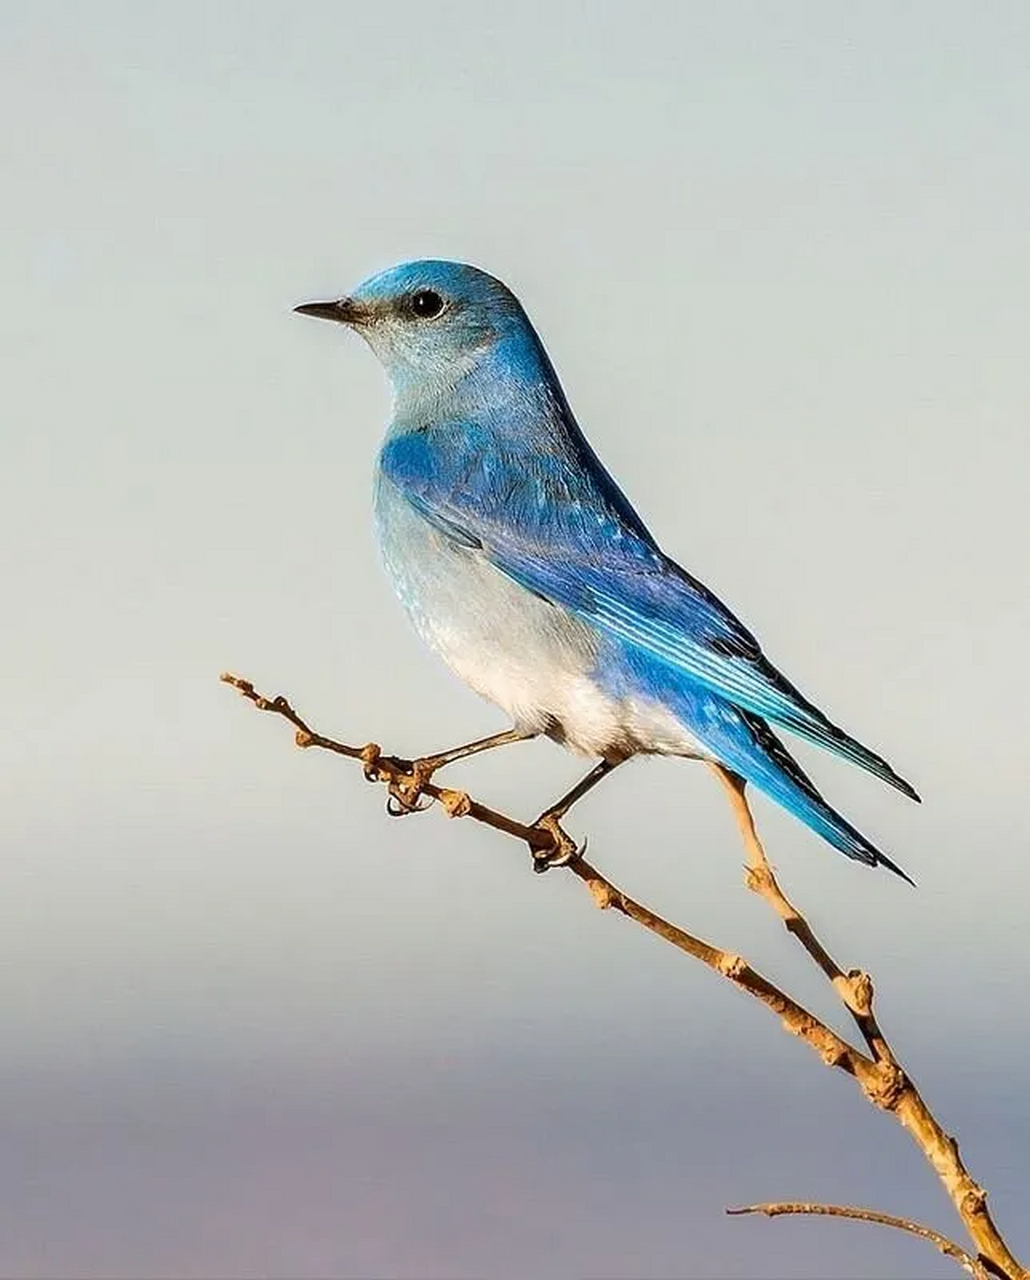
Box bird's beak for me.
[293,297,369,325]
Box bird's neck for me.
[389,327,568,441]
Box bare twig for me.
[220,672,1027,1280]
[727,1202,992,1280]
[711,764,892,1062]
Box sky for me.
[2,2,1029,1276]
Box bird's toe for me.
[532,814,581,872]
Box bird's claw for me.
[360,743,436,816]
[385,759,436,817]
[386,788,434,817]
[532,814,580,872]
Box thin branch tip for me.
[725,1202,995,1280]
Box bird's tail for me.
[669,685,913,883]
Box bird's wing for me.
[379,428,919,800]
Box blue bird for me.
[297,261,919,880]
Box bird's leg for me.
[538,758,622,823]
[531,758,623,871]
[385,727,535,815]
[413,727,536,775]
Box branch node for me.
[585,876,617,910]
[861,1061,907,1111]
[718,952,748,980]
[834,968,874,1017]
[295,729,313,748]
[438,787,472,818]
[817,1036,851,1069]
[359,742,382,780]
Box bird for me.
[296,260,919,880]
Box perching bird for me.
[296,261,919,879]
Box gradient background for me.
[3,2,1029,1276]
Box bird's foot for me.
[531,813,582,873]
[359,743,437,815]
[362,746,468,819]
[385,757,437,817]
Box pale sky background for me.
[3,2,1029,1277]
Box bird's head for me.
[296,260,533,402]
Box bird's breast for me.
[370,468,707,763]
[372,468,598,727]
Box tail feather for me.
[751,663,921,803]
[770,694,921,804]
[668,685,914,883]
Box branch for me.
[708,765,1024,1280]
[727,1202,993,1280]
[220,672,1026,1280]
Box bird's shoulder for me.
[377,418,661,561]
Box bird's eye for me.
[409,289,445,319]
